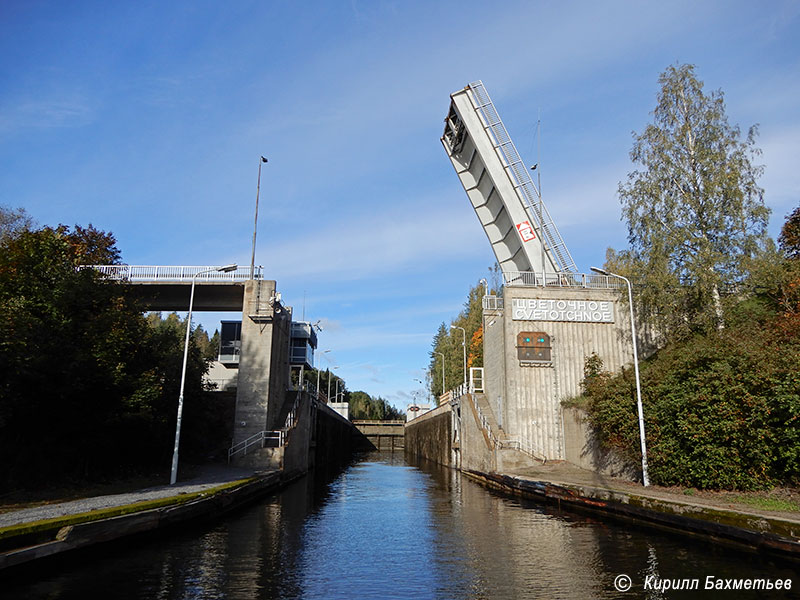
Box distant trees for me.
[0,214,216,490]
[296,367,346,402]
[348,391,404,421]
[427,277,492,399]
[615,64,770,337]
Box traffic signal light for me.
[517,331,551,362]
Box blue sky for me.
[2,1,799,409]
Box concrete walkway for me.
[507,461,800,524]
[0,465,285,572]
[0,464,260,530]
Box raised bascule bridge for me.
[407,81,635,475]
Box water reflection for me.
[4,452,798,599]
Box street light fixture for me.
[590,266,650,487]
[171,264,237,485]
[450,325,467,389]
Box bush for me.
[582,324,800,490]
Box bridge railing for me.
[83,265,262,282]
[502,271,626,289]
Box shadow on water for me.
[4,450,798,599]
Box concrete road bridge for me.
[85,265,261,311]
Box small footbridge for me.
[352,421,405,451]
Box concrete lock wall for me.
[314,403,356,469]
[404,405,451,466]
[458,394,498,473]
[562,407,638,479]
[486,286,634,462]
[282,392,313,477]
[236,393,357,475]
[405,393,506,473]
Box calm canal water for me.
[5,452,798,599]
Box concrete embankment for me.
[0,469,290,572]
[463,467,800,562]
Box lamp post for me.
[327,366,339,403]
[590,266,650,487]
[435,351,445,397]
[171,264,237,485]
[316,349,331,400]
[414,378,427,403]
[410,391,419,416]
[479,278,488,297]
[450,325,467,389]
[250,156,268,279]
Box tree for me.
[775,204,800,335]
[617,64,770,337]
[581,207,800,490]
[0,225,213,489]
[0,205,33,243]
[779,205,800,260]
[65,223,122,264]
[427,279,487,398]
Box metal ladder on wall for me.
[466,80,578,274]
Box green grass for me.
[732,495,800,512]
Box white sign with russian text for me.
[512,298,614,323]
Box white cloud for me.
[760,127,800,200]
[0,95,94,134]
[265,195,486,283]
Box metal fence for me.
[227,430,284,462]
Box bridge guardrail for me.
[83,265,262,282]
[502,271,626,289]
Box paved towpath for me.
[0,464,260,529]
[507,461,800,525]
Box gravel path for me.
[0,465,261,529]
